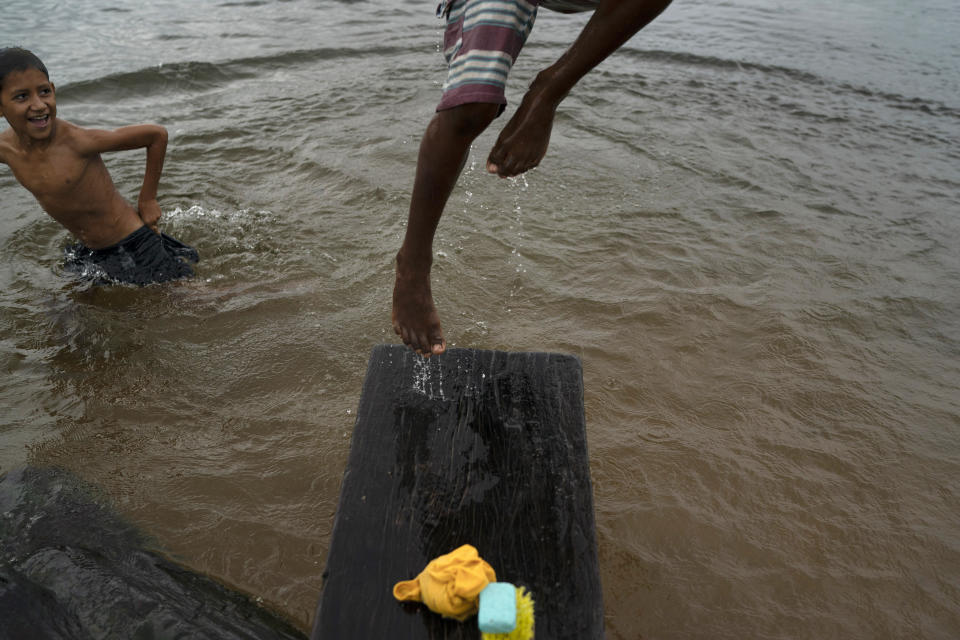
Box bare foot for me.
[486,74,562,177]
[392,254,446,357]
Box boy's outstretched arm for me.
[76,124,168,231]
[486,0,673,177]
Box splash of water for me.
[411,353,445,400]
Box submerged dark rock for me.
[0,466,306,640]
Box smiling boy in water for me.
[0,47,197,285]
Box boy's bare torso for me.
[0,119,143,249]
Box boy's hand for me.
[138,198,162,233]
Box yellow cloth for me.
[393,544,496,621]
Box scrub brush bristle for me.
[481,586,534,640]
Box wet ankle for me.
[529,68,571,106]
[395,249,432,277]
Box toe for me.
[430,332,446,355]
[414,330,431,357]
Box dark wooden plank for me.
[312,345,604,639]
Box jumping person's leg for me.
[393,0,539,355]
[393,103,499,356]
[488,0,673,176]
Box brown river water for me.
[2,0,959,637]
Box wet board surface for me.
[312,345,604,639]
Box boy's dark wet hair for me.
[0,47,49,91]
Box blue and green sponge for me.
[478,582,535,640]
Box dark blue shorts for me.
[64,225,198,286]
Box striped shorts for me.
[435,0,540,112]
